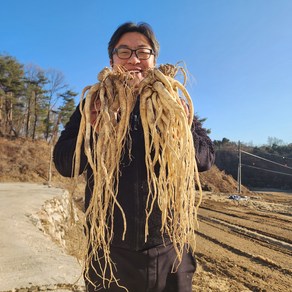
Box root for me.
[73,64,202,290]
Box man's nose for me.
[128,53,140,64]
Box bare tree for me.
[44,69,67,141]
[24,64,48,139]
[267,136,284,147]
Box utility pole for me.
[237,141,242,194]
[47,112,62,188]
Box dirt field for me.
[1,138,291,291]
[65,189,292,292]
[193,190,292,292]
[0,188,291,292]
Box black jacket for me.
[53,99,215,251]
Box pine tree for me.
[0,55,25,137]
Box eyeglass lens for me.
[115,48,152,60]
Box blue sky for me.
[1,0,291,146]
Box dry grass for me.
[0,137,245,195]
[0,137,85,194]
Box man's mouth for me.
[129,70,144,80]
[129,69,142,74]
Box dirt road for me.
[0,183,84,292]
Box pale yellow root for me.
[73,64,202,291]
[139,65,202,270]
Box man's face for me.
[111,32,156,83]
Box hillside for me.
[0,137,82,192]
[0,137,250,196]
[214,143,292,190]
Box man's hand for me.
[179,98,190,119]
[90,98,101,132]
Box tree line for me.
[0,54,77,142]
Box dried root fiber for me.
[73,64,202,290]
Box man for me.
[54,22,215,291]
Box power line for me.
[241,164,292,177]
[237,142,292,193]
[240,150,292,170]
[253,150,292,160]
[218,146,292,160]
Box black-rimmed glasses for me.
[113,47,154,60]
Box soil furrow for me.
[199,215,292,254]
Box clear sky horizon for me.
[1,0,291,146]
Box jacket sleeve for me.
[191,116,215,172]
[53,104,88,178]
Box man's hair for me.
[108,22,160,61]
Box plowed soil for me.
[192,191,292,292]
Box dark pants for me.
[85,244,197,292]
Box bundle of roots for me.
[73,64,202,290]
